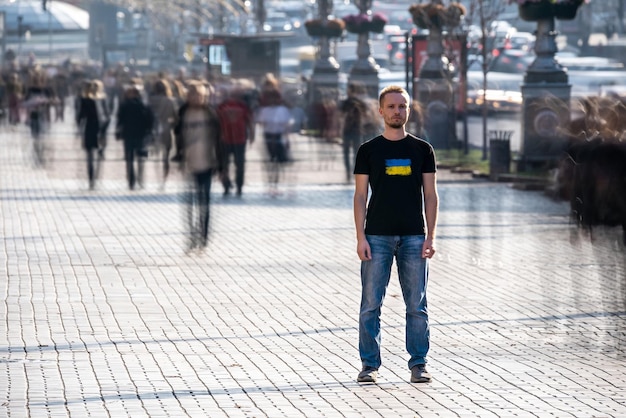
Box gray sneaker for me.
[357,366,378,383]
[410,364,431,383]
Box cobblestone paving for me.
[1,115,625,417]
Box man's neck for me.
[382,127,407,141]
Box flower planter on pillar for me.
[417,27,454,149]
[306,26,344,38]
[348,32,379,98]
[518,1,584,170]
[342,10,386,98]
[553,3,580,20]
[518,2,554,22]
[518,0,583,22]
[408,1,467,151]
[367,19,386,34]
[419,26,448,80]
[307,4,342,125]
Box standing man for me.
[353,85,439,384]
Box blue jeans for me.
[359,235,430,370]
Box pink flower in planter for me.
[509,0,584,5]
[342,13,387,34]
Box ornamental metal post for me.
[420,22,447,78]
[518,1,582,171]
[310,0,340,98]
[307,0,341,139]
[419,22,454,150]
[348,0,379,98]
[410,0,464,150]
[313,0,338,72]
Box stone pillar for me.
[520,17,571,169]
[310,0,340,102]
[307,0,340,139]
[348,0,379,98]
[417,25,454,149]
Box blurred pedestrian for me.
[0,75,5,125]
[23,70,53,165]
[103,68,117,113]
[24,70,52,132]
[52,69,70,122]
[256,89,292,196]
[216,87,255,197]
[76,80,108,189]
[173,82,224,251]
[353,86,439,384]
[116,85,154,190]
[6,72,23,125]
[91,79,111,159]
[258,72,280,107]
[309,87,329,140]
[410,100,428,141]
[148,79,179,188]
[168,80,189,163]
[340,83,368,181]
[170,79,187,107]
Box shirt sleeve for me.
[422,143,437,173]
[353,142,369,175]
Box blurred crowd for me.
[1,54,623,248]
[0,58,397,251]
[0,56,423,185]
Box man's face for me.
[379,92,410,129]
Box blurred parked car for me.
[263,12,294,32]
[557,56,624,71]
[466,67,523,114]
[489,49,534,73]
[387,35,407,67]
[466,53,626,113]
[555,55,626,99]
[505,31,535,52]
[568,70,626,99]
[487,20,516,52]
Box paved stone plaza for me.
[1,114,625,417]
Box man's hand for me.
[422,238,436,259]
[357,238,372,261]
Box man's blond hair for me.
[378,85,410,107]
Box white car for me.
[466,71,523,113]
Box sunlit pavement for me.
[1,112,625,417]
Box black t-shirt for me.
[354,134,436,235]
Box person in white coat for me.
[256,89,292,196]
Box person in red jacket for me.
[216,88,255,197]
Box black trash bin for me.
[489,130,512,180]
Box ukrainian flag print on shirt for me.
[385,159,412,176]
